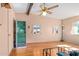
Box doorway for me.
[14,20,26,48]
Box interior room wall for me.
[15,13,62,43]
[0,6,14,55]
[63,16,79,45]
[0,7,9,56]
[0,4,3,55]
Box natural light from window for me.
[71,21,79,35]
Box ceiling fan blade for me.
[1,3,11,9]
[40,4,44,10]
[47,5,59,10]
[47,11,52,14]
[37,10,42,12]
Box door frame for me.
[14,20,27,48]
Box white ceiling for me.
[12,3,79,19]
[12,3,28,13]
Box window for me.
[33,24,40,34]
[71,21,79,35]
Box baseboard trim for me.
[64,40,79,45]
[27,41,61,44]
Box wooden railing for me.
[43,47,70,56]
[43,47,56,56]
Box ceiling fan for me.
[39,3,59,16]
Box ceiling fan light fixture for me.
[42,11,47,16]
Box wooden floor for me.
[10,41,79,56]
